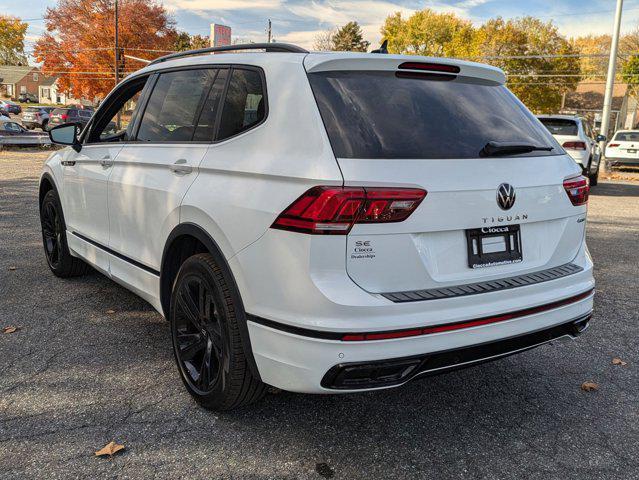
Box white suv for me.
[40,44,594,410]
[537,115,604,185]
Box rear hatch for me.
[537,117,587,163]
[22,107,40,122]
[607,131,639,159]
[49,108,69,125]
[305,55,586,294]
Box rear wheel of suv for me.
[588,157,599,186]
[170,253,266,410]
[40,189,88,277]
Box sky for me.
[2,0,639,54]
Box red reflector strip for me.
[398,62,460,74]
[341,289,594,341]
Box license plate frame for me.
[466,225,523,269]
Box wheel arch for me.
[160,223,262,381]
[39,172,58,209]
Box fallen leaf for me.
[8,266,16,271]
[581,381,599,392]
[2,326,19,334]
[612,358,627,366]
[95,441,125,457]
[105,309,116,315]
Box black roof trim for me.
[149,43,308,66]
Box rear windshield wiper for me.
[480,141,554,157]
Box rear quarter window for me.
[308,70,560,159]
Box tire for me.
[170,253,266,410]
[42,120,48,132]
[589,167,599,186]
[40,189,88,277]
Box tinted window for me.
[86,76,148,143]
[613,131,639,141]
[217,69,266,141]
[137,69,214,142]
[538,118,579,136]
[52,108,67,115]
[309,71,560,159]
[193,69,228,142]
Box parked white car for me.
[537,115,604,185]
[40,44,595,410]
[604,130,639,169]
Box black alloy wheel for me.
[173,274,227,394]
[170,253,266,410]
[41,197,62,269]
[39,189,88,277]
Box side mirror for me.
[49,123,82,152]
[596,134,606,142]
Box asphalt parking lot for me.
[1,150,638,479]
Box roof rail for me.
[149,43,309,65]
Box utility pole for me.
[114,0,120,128]
[600,0,623,173]
[267,19,272,43]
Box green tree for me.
[478,17,581,113]
[621,54,639,96]
[174,32,209,51]
[332,21,370,52]
[0,15,28,65]
[380,9,478,58]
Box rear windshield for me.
[25,107,40,112]
[538,118,579,136]
[613,131,639,142]
[308,71,561,159]
[52,109,68,115]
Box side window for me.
[137,69,215,142]
[193,69,228,142]
[86,76,148,143]
[217,68,266,141]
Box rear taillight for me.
[563,175,589,206]
[271,186,427,235]
[562,141,587,150]
[398,62,460,74]
[61,114,68,120]
[607,143,619,148]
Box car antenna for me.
[371,40,388,54]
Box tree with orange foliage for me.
[34,0,177,100]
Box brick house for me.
[0,66,57,101]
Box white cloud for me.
[165,0,282,10]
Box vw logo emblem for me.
[497,183,516,210]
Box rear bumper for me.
[247,289,594,393]
[607,157,639,167]
[320,312,590,390]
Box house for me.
[561,82,638,137]
[0,66,57,102]
[39,78,97,106]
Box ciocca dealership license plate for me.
[466,225,523,268]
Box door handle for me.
[61,160,76,166]
[170,158,193,175]
[100,155,114,168]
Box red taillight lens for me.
[398,62,460,73]
[271,186,427,235]
[607,143,619,148]
[563,175,589,206]
[562,141,587,150]
[60,114,68,120]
